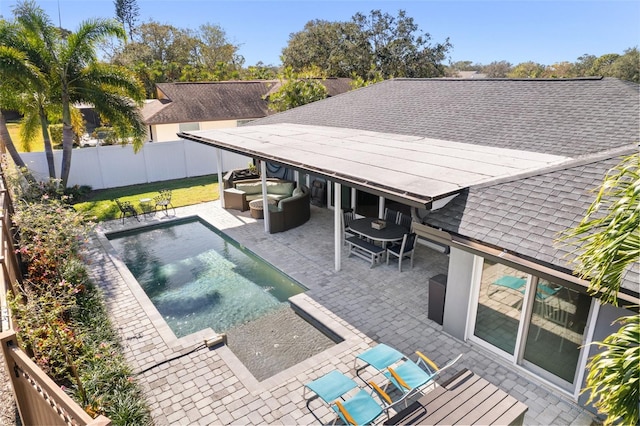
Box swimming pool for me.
[107,218,307,338]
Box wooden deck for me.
[385,369,528,426]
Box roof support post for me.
[216,148,225,208]
[261,161,269,233]
[334,182,342,271]
[351,188,357,211]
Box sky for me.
[1,0,638,67]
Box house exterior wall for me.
[578,303,634,408]
[152,123,183,142]
[151,119,244,142]
[442,247,475,340]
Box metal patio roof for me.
[179,123,569,208]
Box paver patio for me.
[86,201,597,425]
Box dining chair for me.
[534,297,570,352]
[383,208,399,224]
[342,209,356,245]
[386,233,417,272]
[396,212,413,231]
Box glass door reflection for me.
[522,280,590,388]
[474,261,527,355]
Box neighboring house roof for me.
[451,71,487,79]
[142,78,353,125]
[252,77,639,158]
[421,145,639,295]
[143,81,274,125]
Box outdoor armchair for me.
[113,199,139,224]
[154,189,175,216]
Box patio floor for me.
[86,201,597,425]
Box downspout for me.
[334,182,342,271]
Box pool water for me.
[108,218,306,338]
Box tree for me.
[281,19,366,78]
[482,60,512,78]
[12,1,146,187]
[2,4,60,178]
[609,47,639,83]
[113,0,139,41]
[590,53,620,77]
[574,54,597,76]
[0,49,37,180]
[282,10,452,80]
[562,154,639,425]
[266,67,328,112]
[541,61,576,78]
[352,9,452,79]
[241,61,278,80]
[0,18,48,181]
[112,20,242,96]
[507,61,546,78]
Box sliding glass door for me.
[474,260,526,356]
[471,259,592,392]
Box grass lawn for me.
[73,174,220,222]
[7,122,45,152]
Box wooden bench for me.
[385,368,528,426]
[346,236,385,268]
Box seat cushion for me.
[234,182,262,195]
[266,181,294,196]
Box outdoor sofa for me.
[223,178,296,211]
[223,177,310,233]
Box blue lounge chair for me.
[305,370,390,425]
[488,275,527,298]
[355,344,462,402]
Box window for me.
[179,122,200,132]
[471,259,592,392]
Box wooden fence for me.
[0,171,111,425]
[1,331,111,426]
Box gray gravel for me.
[0,349,20,426]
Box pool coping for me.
[96,215,362,394]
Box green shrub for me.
[8,182,151,424]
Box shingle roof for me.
[143,78,353,125]
[421,145,639,294]
[184,77,639,293]
[252,77,640,157]
[143,81,274,125]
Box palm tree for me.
[562,153,639,425]
[6,3,60,179]
[0,43,42,183]
[12,0,146,187]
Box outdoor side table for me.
[139,198,154,218]
[248,199,276,219]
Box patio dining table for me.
[348,217,407,245]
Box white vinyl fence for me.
[19,139,251,190]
